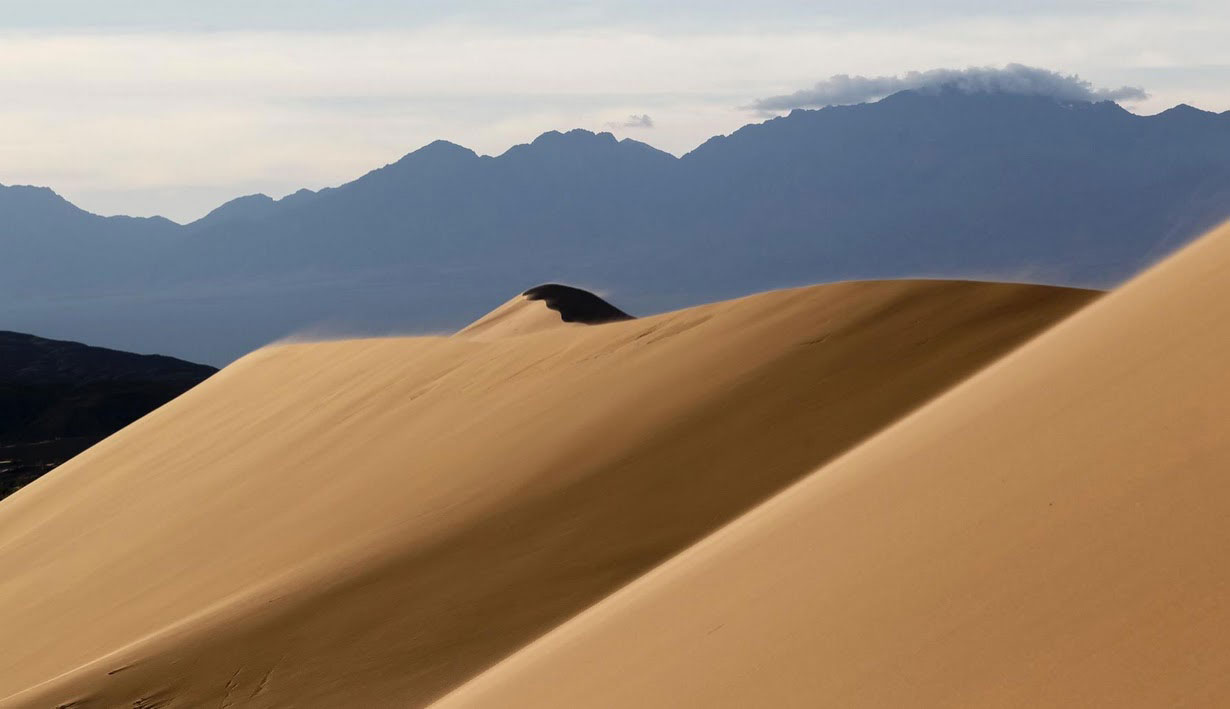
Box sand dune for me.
[0,280,1092,708]
[438,223,1230,708]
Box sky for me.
[2,0,1229,222]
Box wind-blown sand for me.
[0,279,1092,708]
[438,223,1230,708]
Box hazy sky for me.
[2,0,1229,222]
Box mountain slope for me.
[0,184,176,296]
[438,222,1230,708]
[3,92,1230,364]
[0,280,1094,708]
[0,331,216,499]
[678,91,1230,285]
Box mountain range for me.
[4,89,1230,365]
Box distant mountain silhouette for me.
[0,331,215,499]
[3,90,1230,364]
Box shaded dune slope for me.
[456,283,632,340]
[439,223,1230,708]
[0,281,1094,708]
[521,284,633,324]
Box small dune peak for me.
[521,284,633,325]
[458,284,633,340]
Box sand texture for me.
[0,279,1096,707]
[440,223,1230,708]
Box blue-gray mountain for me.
[3,89,1230,365]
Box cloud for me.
[749,64,1150,114]
[609,114,655,128]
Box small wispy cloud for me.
[748,64,1150,114]
[608,113,654,129]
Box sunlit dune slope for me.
[0,280,1093,708]
[438,223,1230,709]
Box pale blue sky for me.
[2,0,1227,221]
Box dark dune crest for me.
[521,284,634,325]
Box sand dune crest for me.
[456,283,632,340]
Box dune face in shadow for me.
[455,284,632,340]
[0,280,1095,708]
[520,284,633,325]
